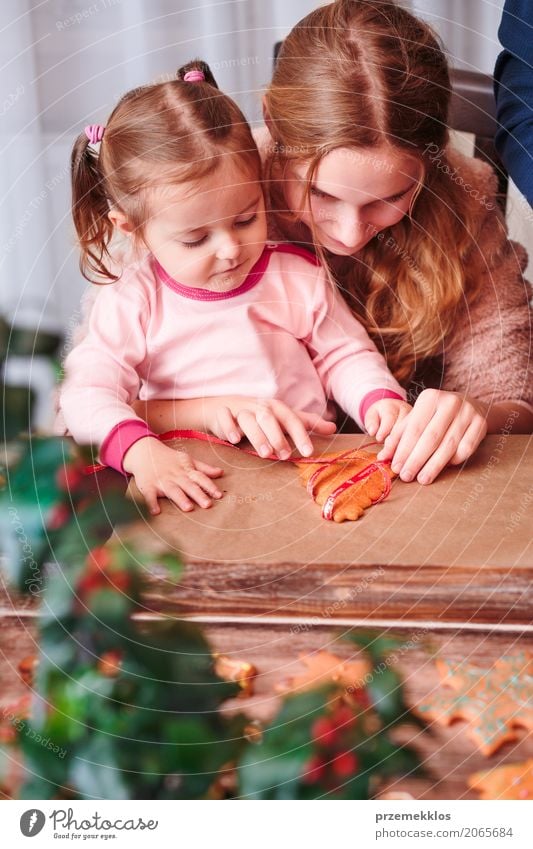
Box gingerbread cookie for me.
[468,759,533,799]
[415,653,533,755]
[296,449,396,522]
[277,649,372,695]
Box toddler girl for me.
[60,61,410,515]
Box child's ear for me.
[108,208,135,236]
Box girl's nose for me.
[216,231,241,261]
[335,206,367,249]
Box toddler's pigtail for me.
[176,59,219,89]
[71,132,116,283]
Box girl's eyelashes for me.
[310,186,329,200]
[234,213,258,228]
[180,213,258,247]
[310,185,410,204]
[386,188,411,203]
[181,235,208,249]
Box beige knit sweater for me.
[258,130,532,411]
[435,153,532,410]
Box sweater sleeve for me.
[442,197,533,411]
[305,266,406,428]
[494,0,533,206]
[59,276,156,472]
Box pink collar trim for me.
[152,247,272,301]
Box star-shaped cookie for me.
[415,653,533,755]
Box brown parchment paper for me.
[121,434,532,624]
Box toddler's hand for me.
[123,437,224,515]
[364,398,412,443]
[207,396,337,459]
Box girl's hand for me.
[376,389,488,484]
[364,398,412,443]
[206,396,337,459]
[123,437,224,515]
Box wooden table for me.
[2,434,532,799]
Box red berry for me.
[311,716,339,747]
[351,687,370,709]
[98,650,123,677]
[18,655,38,685]
[0,725,16,744]
[86,546,112,573]
[301,754,327,784]
[77,572,104,599]
[331,750,359,778]
[56,464,83,491]
[331,704,357,729]
[109,571,131,592]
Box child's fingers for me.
[177,476,213,508]
[255,409,293,459]
[364,406,381,437]
[235,410,274,458]
[215,407,243,444]
[188,469,223,499]
[141,487,161,516]
[297,412,337,437]
[194,460,225,479]
[272,407,314,456]
[377,415,408,461]
[375,411,401,443]
[166,483,197,512]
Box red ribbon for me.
[83,429,393,520]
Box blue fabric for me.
[494,0,533,205]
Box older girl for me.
[259,0,533,484]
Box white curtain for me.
[0,0,515,336]
[410,0,505,73]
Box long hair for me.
[264,0,487,382]
[71,60,261,283]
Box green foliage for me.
[0,436,245,799]
[0,435,424,800]
[238,637,424,800]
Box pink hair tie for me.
[183,70,205,83]
[84,124,105,144]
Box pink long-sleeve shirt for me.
[59,243,405,472]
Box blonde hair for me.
[265,0,487,382]
[71,60,261,283]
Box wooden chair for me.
[448,68,507,209]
